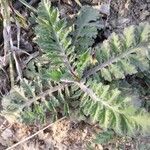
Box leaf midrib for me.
[83,43,149,78]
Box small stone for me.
[99,3,110,15]
[1,128,13,140]
[117,17,130,26]
[140,10,150,20]
[140,4,147,10]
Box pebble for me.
[140,4,147,10]
[1,128,13,140]
[99,3,110,15]
[140,10,150,20]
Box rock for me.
[99,3,110,15]
[117,17,130,25]
[140,4,147,10]
[140,10,150,20]
[1,128,13,140]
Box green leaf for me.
[48,69,62,81]
[84,22,150,80]
[94,130,115,144]
[73,6,101,53]
[75,80,150,134]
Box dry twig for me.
[1,0,14,87]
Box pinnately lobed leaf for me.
[1,0,150,137]
[73,6,101,53]
[83,22,150,81]
[75,80,150,135]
